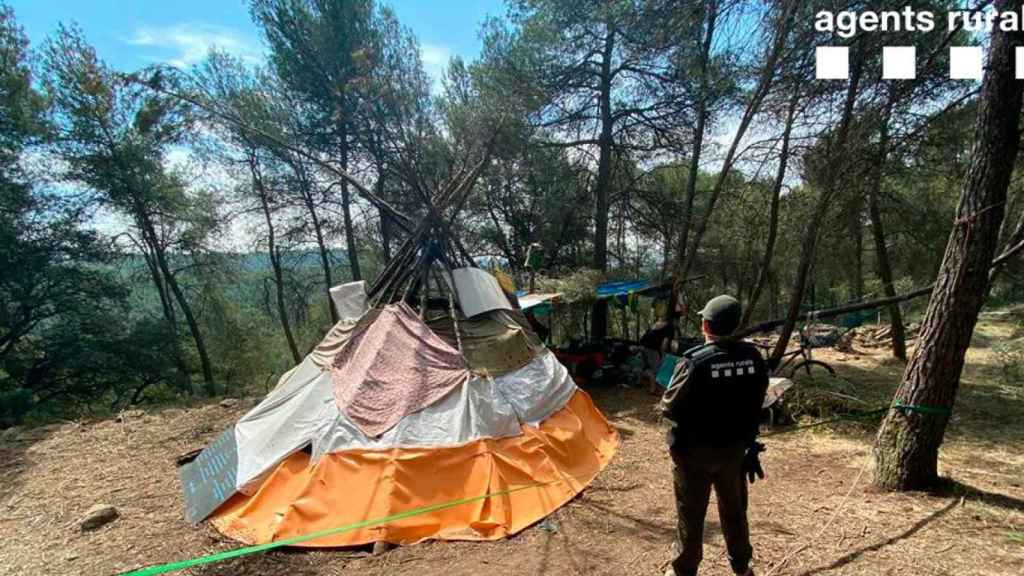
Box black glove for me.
[742,441,766,484]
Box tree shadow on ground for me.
[575,497,719,540]
[778,358,1024,448]
[791,498,958,576]
[0,425,57,506]
[577,498,678,538]
[532,514,619,576]
[935,478,1024,513]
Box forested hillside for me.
[2,0,1022,454]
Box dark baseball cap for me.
[699,295,742,336]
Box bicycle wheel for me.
[788,359,836,379]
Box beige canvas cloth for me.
[331,304,471,437]
[426,309,545,377]
[310,319,361,368]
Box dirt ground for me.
[1,319,1022,576]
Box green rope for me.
[761,401,952,439]
[118,479,560,576]
[894,402,952,416]
[762,407,889,437]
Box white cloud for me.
[127,23,263,69]
[420,43,451,94]
[421,43,451,67]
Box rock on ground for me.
[79,504,119,531]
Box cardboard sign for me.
[178,427,239,524]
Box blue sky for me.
[8,0,506,84]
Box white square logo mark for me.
[950,46,983,80]
[883,46,916,79]
[816,46,849,80]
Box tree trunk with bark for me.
[676,0,718,276]
[377,170,392,263]
[590,24,616,342]
[253,161,302,364]
[874,8,1023,490]
[990,207,1024,284]
[294,167,337,324]
[139,239,192,391]
[680,0,796,282]
[141,212,216,395]
[771,52,862,367]
[339,137,362,282]
[742,88,799,327]
[867,101,907,359]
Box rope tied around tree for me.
[893,402,953,417]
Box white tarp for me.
[764,377,794,409]
[492,350,576,426]
[233,356,335,492]
[447,267,513,318]
[518,292,561,311]
[329,280,368,321]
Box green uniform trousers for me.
[670,442,752,575]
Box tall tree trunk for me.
[256,170,302,364]
[742,88,799,327]
[339,138,362,282]
[867,101,907,359]
[874,9,1024,491]
[378,171,392,263]
[299,183,337,324]
[853,218,864,300]
[590,24,616,341]
[680,0,798,282]
[676,0,718,273]
[771,52,863,366]
[141,213,216,395]
[661,229,673,280]
[990,207,1024,284]
[140,239,192,391]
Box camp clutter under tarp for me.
[517,278,669,315]
[177,154,619,548]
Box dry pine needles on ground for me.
[0,319,1021,576]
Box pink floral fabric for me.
[331,304,470,437]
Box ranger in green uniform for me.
[661,295,769,576]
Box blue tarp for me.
[595,280,653,299]
[518,279,666,314]
[518,280,658,300]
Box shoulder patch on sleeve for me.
[681,344,706,359]
[688,345,720,364]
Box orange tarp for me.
[210,390,618,546]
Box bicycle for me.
[754,322,839,379]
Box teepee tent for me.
[177,151,619,547]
